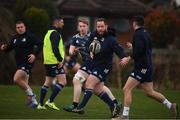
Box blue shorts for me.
[80,60,92,74]
[17,63,33,75]
[130,68,152,83]
[91,66,111,82]
[44,64,65,77]
[64,58,77,69]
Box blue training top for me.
[131,27,152,70]
[88,30,126,68]
[70,32,91,62]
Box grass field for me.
[0,85,179,119]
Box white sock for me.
[122,106,130,116]
[26,89,34,96]
[163,99,172,109]
[52,79,57,85]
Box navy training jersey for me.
[131,27,152,70]
[70,32,91,61]
[5,32,42,65]
[89,31,126,68]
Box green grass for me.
[0,85,179,119]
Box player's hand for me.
[28,54,36,63]
[58,62,63,68]
[65,56,71,62]
[69,46,79,55]
[126,42,132,49]
[0,44,7,51]
[119,56,130,67]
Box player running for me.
[0,21,42,108]
[71,18,129,118]
[121,16,179,119]
[63,18,121,116]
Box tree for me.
[13,0,58,20]
[145,9,180,48]
[23,7,50,38]
[0,7,16,84]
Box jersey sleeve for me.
[70,37,77,47]
[50,31,63,62]
[111,37,126,59]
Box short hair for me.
[51,16,63,23]
[132,15,144,26]
[15,20,25,25]
[96,18,107,25]
[78,18,89,25]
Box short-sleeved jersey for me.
[70,32,91,62]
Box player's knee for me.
[73,72,86,84]
[85,80,94,89]
[73,77,81,85]
[123,86,127,93]
[13,79,18,83]
[123,86,131,94]
[13,77,20,83]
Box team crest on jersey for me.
[22,38,26,42]
[13,39,16,44]
[141,69,147,74]
[76,40,79,44]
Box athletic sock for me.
[98,92,115,109]
[39,85,49,106]
[163,99,172,109]
[49,83,63,103]
[26,88,34,96]
[78,88,93,109]
[122,106,130,116]
[73,102,78,107]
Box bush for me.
[23,7,50,38]
[145,9,180,48]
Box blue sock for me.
[78,88,93,109]
[40,85,49,106]
[98,92,115,109]
[49,83,63,103]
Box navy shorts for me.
[17,63,33,75]
[64,58,77,69]
[91,66,111,82]
[130,68,152,83]
[80,60,92,74]
[44,64,65,77]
